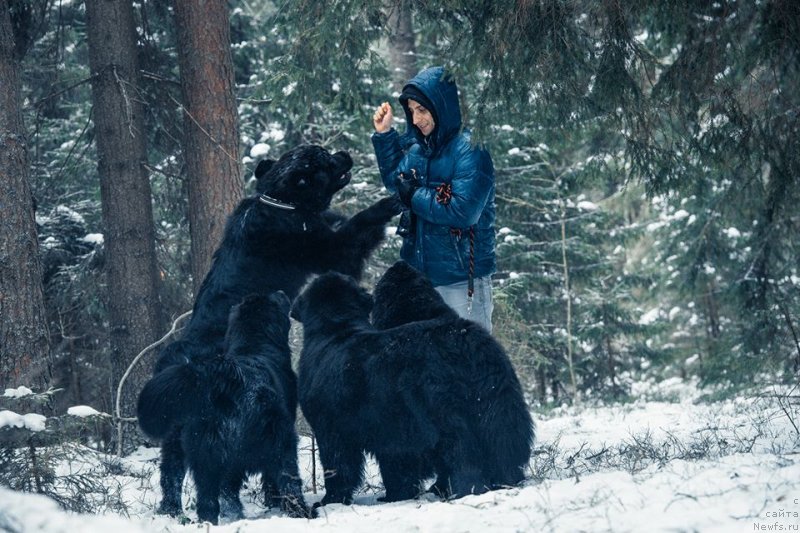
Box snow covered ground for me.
[1,380,798,532]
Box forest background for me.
[0,0,798,471]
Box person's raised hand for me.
[373,102,393,133]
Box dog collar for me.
[258,194,296,211]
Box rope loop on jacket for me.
[435,183,475,300]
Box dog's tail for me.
[137,362,203,439]
[137,356,243,439]
[478,376,535,488]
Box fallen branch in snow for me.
[115,310,192,457]
[530,420,768,483]
[0,438,133,514]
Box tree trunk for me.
[0,0,51,390]
[173,0,242,294]
[85,0,163,452]
[386,0,417,92]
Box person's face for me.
[408,99,435,137]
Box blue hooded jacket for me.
[371,66,497,286]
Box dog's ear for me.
[254,159,275,180]
[271,290,292,316]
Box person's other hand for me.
[373,102,393,133]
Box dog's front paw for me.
[318,491,354,507]
[360,196,402,223]
[380,195,404,217]
[156,499,182,517]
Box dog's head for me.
[372,260,455,329]
[254,145,353,213]
[225,291,292,348]
[291,272,372,326]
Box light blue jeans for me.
[435,276,493,333]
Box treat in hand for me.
[373,102,393,133]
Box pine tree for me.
[274,0,800,390]
[0,0,51,390]
[85,0,163,452]
[173,0,243,294]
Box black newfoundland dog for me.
[138,145,400,519]
[292,263,534,506]
[138,293,312,524]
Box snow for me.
[639,307,662,325]
[81,233,104,245]
[725,227,742,239]
[4,386,34,398]
[0,489,150,533]
[260,124,285,143]
[282,82,297,96]
[249,143,271,158]
[66,405,102,418]
[55,205,85,224]
[0,410,47,431]
[0,383,798,532]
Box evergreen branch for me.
[139,70,181,88]
[495,194,548,211]
[31,75,95,109]
[168,94,239,164]
[52,106,94,184]
[142,163,184,180]
[236,97,273,105]
[169,95,239,165]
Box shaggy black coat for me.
[137,293,312,524]
[141,145,401,518]
[292,268,534,506]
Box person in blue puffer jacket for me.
[372,66,497,331]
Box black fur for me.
[139,145,401,518]
[292,266,535,507]
[138,293,313,524]
[371,260,457,329]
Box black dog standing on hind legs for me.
[138,293,311,524]
[292,263,535,507]
[136,145,401,520]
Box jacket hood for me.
[399,66,462,155]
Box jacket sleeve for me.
[411,142,493,228]
[371,128,406,192]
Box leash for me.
[435,183,475,313]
